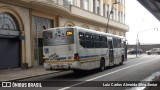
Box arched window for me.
[64,21,75,27]
[112,31,116,35]
[66,24,73,27]
[94,27,100,31]
[119,32,122,36]
[81,24,89,29]
[0,13,18,31]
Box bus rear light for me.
[74,53,80,61]
[43,55,45,63]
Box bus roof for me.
[44,26,126,39]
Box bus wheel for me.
[147,52,151,55]
[119,56,124,65]
[99,59,105,72]
[73,69,81,74]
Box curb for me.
[127,57,138,60]
[127,55,143,60]
[4,70,62,81]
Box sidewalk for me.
[127,54,140,60]
[0,66,60,81]
[127,54,137,59]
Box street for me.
[13,54,160,90]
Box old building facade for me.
[0,0,128,69]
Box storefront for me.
[31,14,55,66]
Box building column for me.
[100,0,103,16]
[116,4,119,21]
[95,0,97,14]
[58,0,63,6]
[21,33,26,65]
[105,4,107,17]
[89,0,93,12]
[77,0,80,7]
[109,0,112,19]
[123,0,125,23]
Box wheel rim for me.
[101,64,104,70]
[100,61,105,71]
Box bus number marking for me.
[49,53,59,60]
[68,56,73,59]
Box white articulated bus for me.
[43,27,127,72]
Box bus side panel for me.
[86,48,97,69]
[95,48,101,67]
[117,48,121,64]
[114,48,119,65]
[101,48,109,66]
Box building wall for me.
[0,2,31,66]
[59,17,103,31]
[72,0,125,24]
[59,17,125,36]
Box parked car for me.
[127,48,143,54]
[146,48,160,55]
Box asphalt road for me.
[3,54,160,90]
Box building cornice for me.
[0,0,129,32]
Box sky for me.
[125,0,160,45]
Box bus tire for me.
[147,52,151,55]
[119,56,124,65]
[99,58,105,72]
[73,69,80,73]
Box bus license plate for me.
[56,64,63,68]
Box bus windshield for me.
[43,28,74,46]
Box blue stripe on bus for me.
[44,57,66,60]
[45,54,107,60]
[56,57,67,60]
[80,55,98,58]
[80,54,107,59]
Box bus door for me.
[108,39,114,66]
[124,40,127,60]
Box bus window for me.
[117,39,121,48]
[94,35,101,48]
[43,28,74,46]
[101,36,108,48]
[79,32,85,48]
[113,38,121,48]
[113,38,116,48]
[79,32,85,40]
[85,33,94,48]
